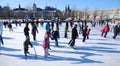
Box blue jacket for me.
[45,22,50,30]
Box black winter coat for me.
[53,31,60,39]
[24,26,29,35]
[71,27,78,40]
[82,26,88,36]
[113,25,120,34]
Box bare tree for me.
[2,6,12,19]
[93,10,98,21]
[100,10,105,21]
[79,11,84,20]
[84,7,89,21]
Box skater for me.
[82,24,88,42]
[8,22,13,32]
[45,22,50,31]
[51,21,54,30]
[0,35,4,45]
[65,21,69,32]
[68,24,78,49]
[64,26,68,38]
[78,22,82,34]
[3,21,8,28]
[31,23,38,41]
[52,27,60,47]
[42,30,51,57]
[113,23,120,39]
[24,23,30,40]
[101,24,110,38]
[86,28,91,39]
[56,20,59,29]
[23,38,33,56]
[40,21,44,27]
[70,21,73,28]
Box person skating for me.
[86,28,91,39]
[31,23,38,41]
[64,26,68,38]
[68,24,78,49]
[0,35,4,45]
[23,38,33,56]
[42,30,51,57]
[82,24,88,42]
[51,21,54,30]
[101,24,110,38]
[45,22,50,31]
[24,23,30,40]
[52,27,60,47]
[8,23,13,32]
[78,22,82,34]
[113,23,120,39]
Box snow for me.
[0,22,120,66]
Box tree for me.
[79,11,84,20]
[100,10,105,21]
[2,6,12,19]
[93,10,98,21]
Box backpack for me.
[50,31,55,40]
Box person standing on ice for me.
[24,23,30,40]
[0,22,4,45]
[52,27,60,47]
[82,24,88,42]
[86,28,91,39]
[113,23,120,39]
[8,22,13,32]
[51,20,54,30]
[23,38,33,56]
[68,24,78,49]
[45,22,50,31]
[42,30,51,57]
[78,22,82,34]
[31,23,39,41]
[64,26,68,38]
[0,35,4,45]
[101,24,110,38]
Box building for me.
[13,4,28,12]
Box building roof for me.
[13,4,27,12]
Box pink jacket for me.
[42,34,49,49]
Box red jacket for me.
[86,29,91,35]
[101,26,110,32]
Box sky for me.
[0,0,120,11]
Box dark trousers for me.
[0,40,4,45]
[101,32,108,37]
[68,39,75,47]
[113,33,118,39]
[24,47,28,56]
[33,34,36,41]
[64,32,67,38]
[86,35,89,39]
[55,38,58,46]
[0,36,4,45]
[82,34,87,42]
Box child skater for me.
[42,29,51,57]
[23,38,33,56]
[86,28,91,39]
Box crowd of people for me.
[0,19,120,58]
